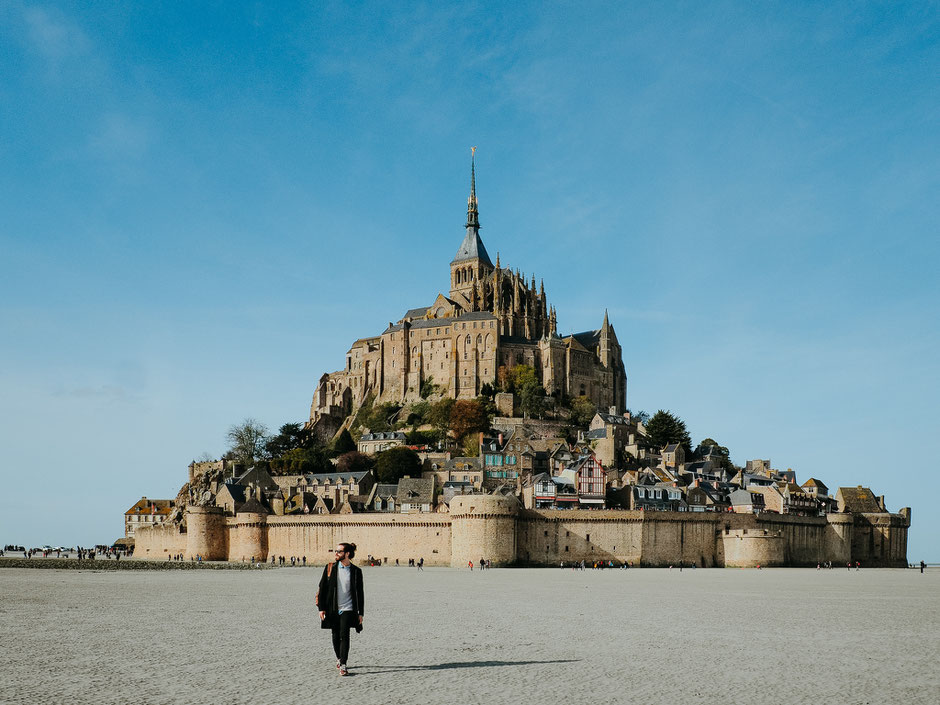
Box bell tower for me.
[450,148,493,307]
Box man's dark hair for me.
[339,542,357,559]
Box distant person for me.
[921,560,926,574]
[317,542,364,677]
[417,557,424,571]
[469,560,473,571]
[480,556,485,571]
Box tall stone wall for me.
[265,514,452,566]
[134,506,908,568]
[850,513,910,567]
[133,523,188,559]
[517,511,646,566]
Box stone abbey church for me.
[309,158,627,430]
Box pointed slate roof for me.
[451,229,493,266]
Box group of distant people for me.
[468,558,491,570]
[269,555,306,566]
[561,560,633,570]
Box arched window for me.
[476,334,483,345]
[465,334,472,345]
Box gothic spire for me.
[466,146,479,230]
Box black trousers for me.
[331,611,357,664]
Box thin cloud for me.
[88,112,153,161]
[22,5,91,65]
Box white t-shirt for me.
[337,563,354,613]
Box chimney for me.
[498,433,503,445]
[609,406,617,416]
[877,495,886,511]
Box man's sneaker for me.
[339,664,349,676]
[336,659,341,669]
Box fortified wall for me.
[134,497,910,568]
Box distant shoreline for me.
[0,557,276,570]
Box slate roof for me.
[219,483,247,503]
[729,489,764,506]
[596,412,631,425]
[238,497,269,515]
[802,477,828,491]
[397,477,435,505]
[125,498,174,516]
[384,310,497,333]
[403,307,430,319]
[572,330,601,348]
[361,431,406,441]
[304,470,371,484]
[585,428,607,440]
[451,229,493,266]
[374,483,398,498]
[439,456,482,472]
[837,486,883,513]
[663,443,680,453]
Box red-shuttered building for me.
[570,453,607,509]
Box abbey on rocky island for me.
[309,156,627,430]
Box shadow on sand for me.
[354,658,579,674]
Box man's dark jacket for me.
[316,561,364,632]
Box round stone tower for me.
[186,505,226,561]
[449,494,519,567]
[232,508,268,562]
[720,528,785,568]
[823,512,854,565]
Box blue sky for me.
[2,2,937,559]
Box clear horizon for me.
[1,3,937,559]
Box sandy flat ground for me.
[0,566,936,705]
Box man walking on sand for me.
[317,542,364,676]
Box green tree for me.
[428,397,455,445]
[226,418,270,464]
[374,446,421,483]
[268,446,331,475]
[406,400,431,426]
[405,429,435,446]
[645,410,692,455]
[449,399,490,442]
[627,409,650,425]
[331,429,356,456]
[461,434,480,457]
[420,376,438,399]
[364,402,402,432]
[568,395,597,427]
[520,382,546,418]
[265,422,310,458]
[479,382,496,399]
[334,451,374,474]
[693,438,733,470]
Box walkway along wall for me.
[132,505,909,567]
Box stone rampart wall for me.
[133,507,908,568]
[134,523,187,559]
[265,514,452,566]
